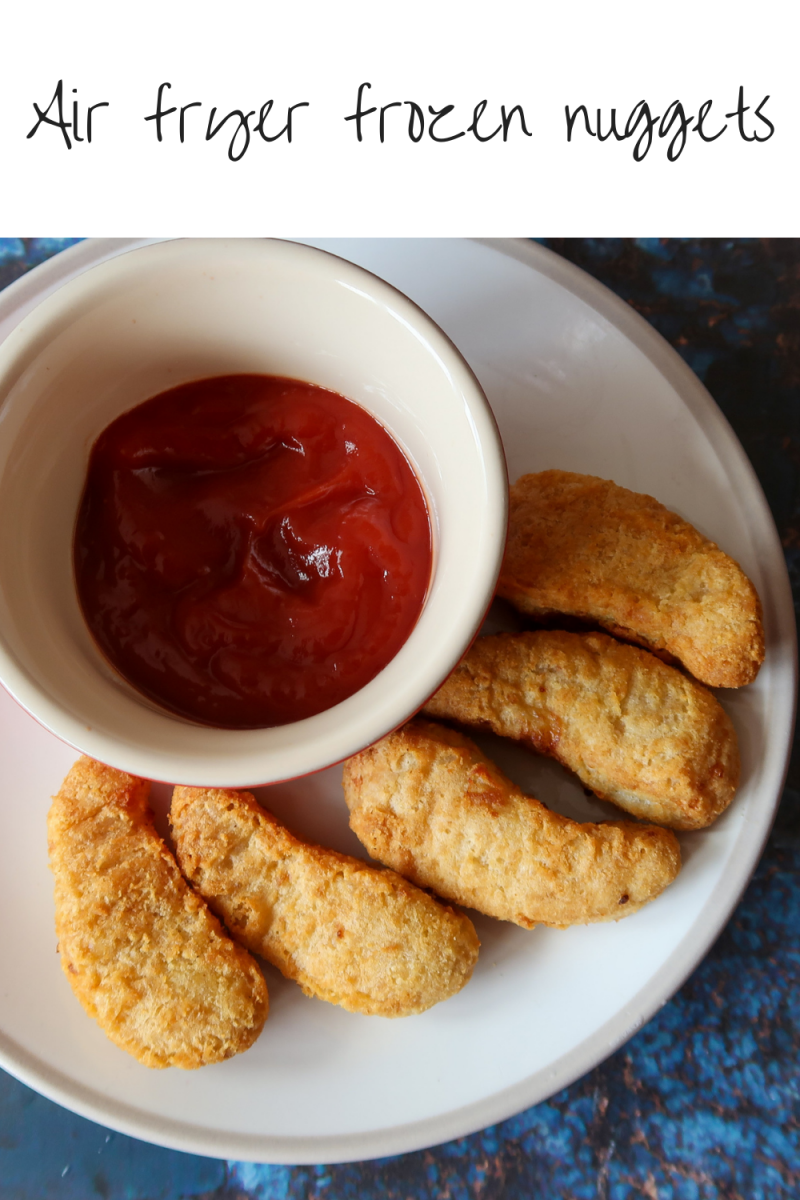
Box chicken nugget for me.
[170,787,480,1017]
[343,720,681,929]
[423,630,738,830]
[498,470,764,687]
[48,758,268,1069]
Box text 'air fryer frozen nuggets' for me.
[498,470,764,688]
[343,720,681,930]
[423,630,739,831]
[48,759,268,1069]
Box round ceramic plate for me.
[0,239,794,1164]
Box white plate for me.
[0,238,795,1165]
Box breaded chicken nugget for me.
[343,720,681,929]
[423,631,739,830]
[48,758,268,1069]
[498,470,764,688]
[170,787,480,1017]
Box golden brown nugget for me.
[170,787,480,1017]
[48,758,268,1069]
[498,470,764,688]
[423,631,739,830]
[343,720,681,929]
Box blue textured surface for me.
[0,238,798,1199]
[0,238,83,276]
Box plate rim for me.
[0,236,796,1164]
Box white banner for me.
[0,0,795,234]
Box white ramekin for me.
[0,238,507,785]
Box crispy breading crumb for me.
[423,630,739,830]
[498,470,764,688]
[48,758,268,1068]
[343,720,681,929]
[170,787,480,1017]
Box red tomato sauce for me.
[74,375,432,728]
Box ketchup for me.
[75,375,432,728]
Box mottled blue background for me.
[0,238,797,1199]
